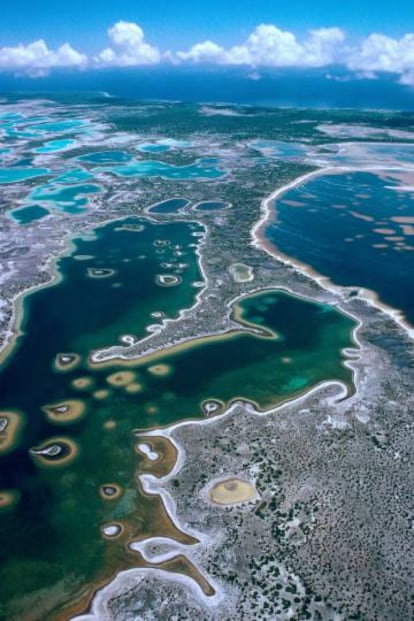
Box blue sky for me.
[1,0,414,50]
[0,1,413,85]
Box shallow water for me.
[28,181,102,213]
[250,139,308,160]
[137,139,191,153]
[34,138,77,154]
[136,142,170,153]
[0,167,49,184]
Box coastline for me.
[251,165,414,341]
[75,377,353,620]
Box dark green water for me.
[0,216,355,620]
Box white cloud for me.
[230,24,304,66]
[346,33,414,73]
[174,24,414,86]
[176,25,346,67]
[95,21,161,66]
[0,40,86,76]
[0,20,413,87]
[176,40,226,63]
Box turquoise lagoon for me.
[28,181,102,214]
[0,167,49,184]
[137,138,191,153]
[33,138,77,154]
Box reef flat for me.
[1,96,414,620]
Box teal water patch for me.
[0,149,11,163]
[10,205,49,224]
[53,169,94,184]
[0,112,25,122]
[251,139,308,160]
[30,119,87,134]
[195,200,229,211]
[136,143,170,153]
[33,139,77,154]
[137,138,191,153]
[266,170,414,325]
[2,126,43,139]
[282,376,309,391]
[367,144,414,164]
[0,168,49,184]
[147,198,190,213]
[28,182,102,214]
[94,157,225,180]
[12,157,33,167]
[77,151,132,164]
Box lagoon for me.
[265,170,414,325]
[0,214,355,619]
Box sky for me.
[1,0,414,85]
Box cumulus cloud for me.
[345,33,414,86]
[176,25,346,67]
[174,24,414,86]
[0,20,413,87]
[95,21,161,66]
[0,40,86,76]
[176,40,226,63]
[347,33,414,72]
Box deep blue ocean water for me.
[1,66,413,111]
